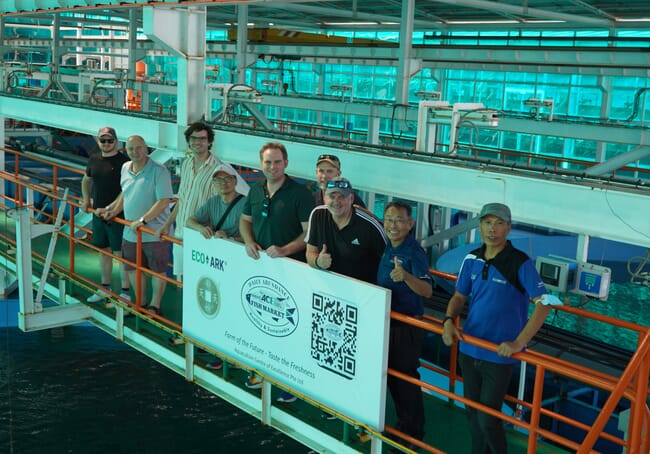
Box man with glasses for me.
[82,126,131,304]
[187,164,248,370]
[186,166,246,242]
[156,122,247,281]
[239,142,313,394]
[377,201,432,450]
[313,154,365,207]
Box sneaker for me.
[206,359,223,370]
[87,288,110,303]
[321,411,337,420]
[169,334,185,346]
[244,374,263,389]
[276,391,297,403]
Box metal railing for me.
[1,147,648,454]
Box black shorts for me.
[91,215,124,251]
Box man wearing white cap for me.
[82,126,131,304]
[186,165,246,241]
[442,202,550,454]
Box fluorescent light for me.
[323,21,379,26]
[447,20,519,25]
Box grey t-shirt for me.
[193,194,246,238]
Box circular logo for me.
[241,276,299,337]
[196,276,220,318]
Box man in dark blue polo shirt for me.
[377,201,432,450]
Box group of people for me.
[82,122,552,454]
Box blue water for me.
[0,325,308,454]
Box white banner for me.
[183,229,390,430]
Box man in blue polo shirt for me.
[376,201,432,451]
[442,202,550,454]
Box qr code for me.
[311,292,358,380]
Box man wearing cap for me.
[82,126,131,304]
[156,122,248,281]
[305,176,387,415]
[186,166,246,241]
[313,154,365,207]
[442,202,550,454]
[306,177,387,285]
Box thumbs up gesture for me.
[390,256,407,282]
[316,244,332,270]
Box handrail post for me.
[135,228,143,310]
[527,365,545,453]
[628,331,650,453]
[69,201,75,275]
[52,166,58,221]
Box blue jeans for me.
[459,353,514,454]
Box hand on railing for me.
[442,318,463,347]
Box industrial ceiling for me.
[2,0,650,33]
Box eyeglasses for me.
[261,195,271,218]
[98,138,115,144]
[189,135,209,141]
[384,217,409,226]
[326,180,351,190]
[212,176,234,184]
[318,154,340,163]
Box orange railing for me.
[1,146,648,454]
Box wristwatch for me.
[139,216,147,225]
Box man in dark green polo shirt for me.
[239,141,313,262]
[238,141,314,398]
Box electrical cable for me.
[626,248,650,285]
[603,189,650,242]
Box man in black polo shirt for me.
[305,177,387,284]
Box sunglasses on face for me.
[99,138,115,144]
[326,180,351,189]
